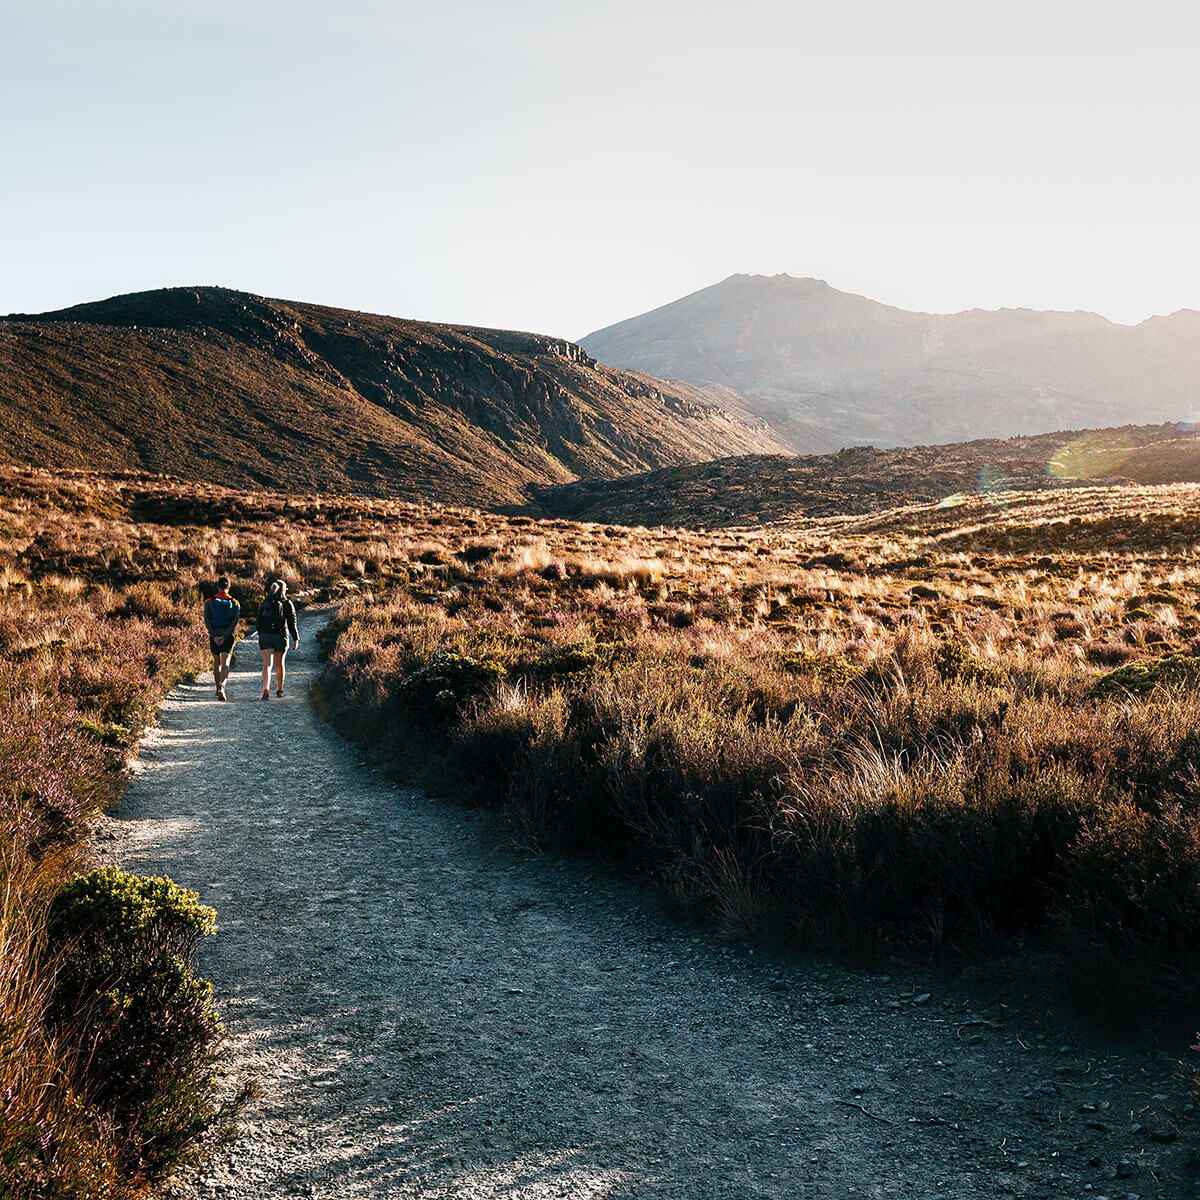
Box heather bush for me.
[46,870,222,1180]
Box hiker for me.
[257,578,299,700]
[203,576,241,701]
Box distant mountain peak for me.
[581,275,1200,453]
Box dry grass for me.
[313,478,1200,995]
[8,462,1200,1191]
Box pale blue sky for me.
[2,0,1197,336]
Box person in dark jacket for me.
[257,578,299,700]
[203,576,241,701]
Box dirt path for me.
[102,621,1195,1199]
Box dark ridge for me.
[535,424,1200,528]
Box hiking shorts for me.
[210,634,236,656]
[258,632,289,653]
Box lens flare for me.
[979,462,1013,505]
[937,493,968,509]
[1046,431,1136,480]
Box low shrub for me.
[396,652,505,716]
[934,637,1005,687]
[1093,654,1200,697]
[517,643,599,683]
[46,869,222,1181]
[777,649,864,685]
[1063,802,1200,957]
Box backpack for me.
[209,595,235,631]
[258,596,287,635]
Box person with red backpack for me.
[257,578,299,700]
[203,576,241,701]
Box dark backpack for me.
[209,596,235,631]
[258,596,286,635]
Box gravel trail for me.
[102,623,1195,1199]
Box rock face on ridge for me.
[0,286,783,508]
[581,274,1200,452]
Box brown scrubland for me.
[4,463,1200,1192]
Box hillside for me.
[0,287,783,508]
[581,274,1200,452]
[537,423,1200,527]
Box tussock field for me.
[315,480,1200,988]
[5,465,1200,1192]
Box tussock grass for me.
[313,478,1200,1004]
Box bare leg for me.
[261,649,272,695]
[274,649,287,694]
[212,654,221,693]
[217,650,232,686]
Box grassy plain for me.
[4,464,1200,1192]
[316,479,1200,990]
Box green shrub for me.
[78,717,131,749]
[1092,654,1200,697]
[46,869,222,1180]
[934,638,1005,687]
[777,649,864,686]
[396,652,505,716]
[517,643,599,684]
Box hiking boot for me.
[217,688,227,701]
[276,688,283,697]
[261,689,270,701]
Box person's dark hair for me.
[216,576,229,592]
[267,578,286,599]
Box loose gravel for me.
[100,620,1197,1199]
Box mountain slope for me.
[581,274,1200,452]
[0,287,784,508]
[536,423,1200,528]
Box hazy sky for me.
[3,0,1198,337]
